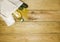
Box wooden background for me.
[0,0,60,42]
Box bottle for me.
[13,3,28,22]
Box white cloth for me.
[0,0,23,26]
[0,14,15,26]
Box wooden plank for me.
[0,22,60,33]
[28,10,60,21]
[0,33,60,42]
[22,0,60,10]
[0,10,60,21]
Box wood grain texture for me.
[0,21,60,33]
[0,34,60,42]
[0,11,60,42]
[0,0,60,42]
[28,10,60,21]
[22,0,60,10]
[0,21,60,42]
